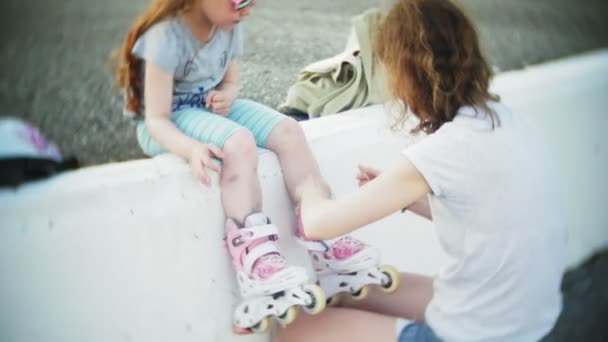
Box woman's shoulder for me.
[450,101,513,130]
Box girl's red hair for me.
[113,0,191,116]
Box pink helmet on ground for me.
[0,118,78,187]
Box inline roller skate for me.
[226,213,326,334]
[296,210,400,306]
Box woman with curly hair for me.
[279,0,566,341]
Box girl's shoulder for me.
[132,17,189,73]
[143,17,185,40]
[134,16,192,55]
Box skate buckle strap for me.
[243,241,281,275]
[231,224,280,247]
[297,236,344,252]
[297,238,328,252]
[324,237,343,247]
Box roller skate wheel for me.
[301,284,327,315]
[276,306,298,326]
[250,317,271,334]
[351,285,369,301]
[326,293,341,307]
[233,325,253,335]
[379,265,400,293]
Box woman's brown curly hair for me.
[375,0,499,134]
[112,0,192,116]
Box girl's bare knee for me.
[269,118,307,153]
[223,129,258,162]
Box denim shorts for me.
[397,319,441,342]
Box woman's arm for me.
[358,164,432,220]
[404,196,432,220]
[298,157,431,240]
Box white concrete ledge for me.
[1,50,607,342]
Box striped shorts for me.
[136,99,286,156]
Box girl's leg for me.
[136,108,261,223]
[220,129,261,222]
[265,117,331,203]
[227,99,331,205]
[276,307,398,342]
[138,106,318,332]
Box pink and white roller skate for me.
[296,210,400,306]
[225,213,326,334]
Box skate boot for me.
[296,211,400,306]
[226,213,326,334]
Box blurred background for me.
[1,0,607,166]
[0,0,606,340]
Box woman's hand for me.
[356,164,381,187]
[189,143,224,186]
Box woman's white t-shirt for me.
[402,102,567,342]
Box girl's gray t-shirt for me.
[131,18,243,114]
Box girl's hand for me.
[356,164,381,187]
[205,89,237,116]
[189,143,224,186]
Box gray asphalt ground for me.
[1,0,607,165]
[0,0,607,341]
